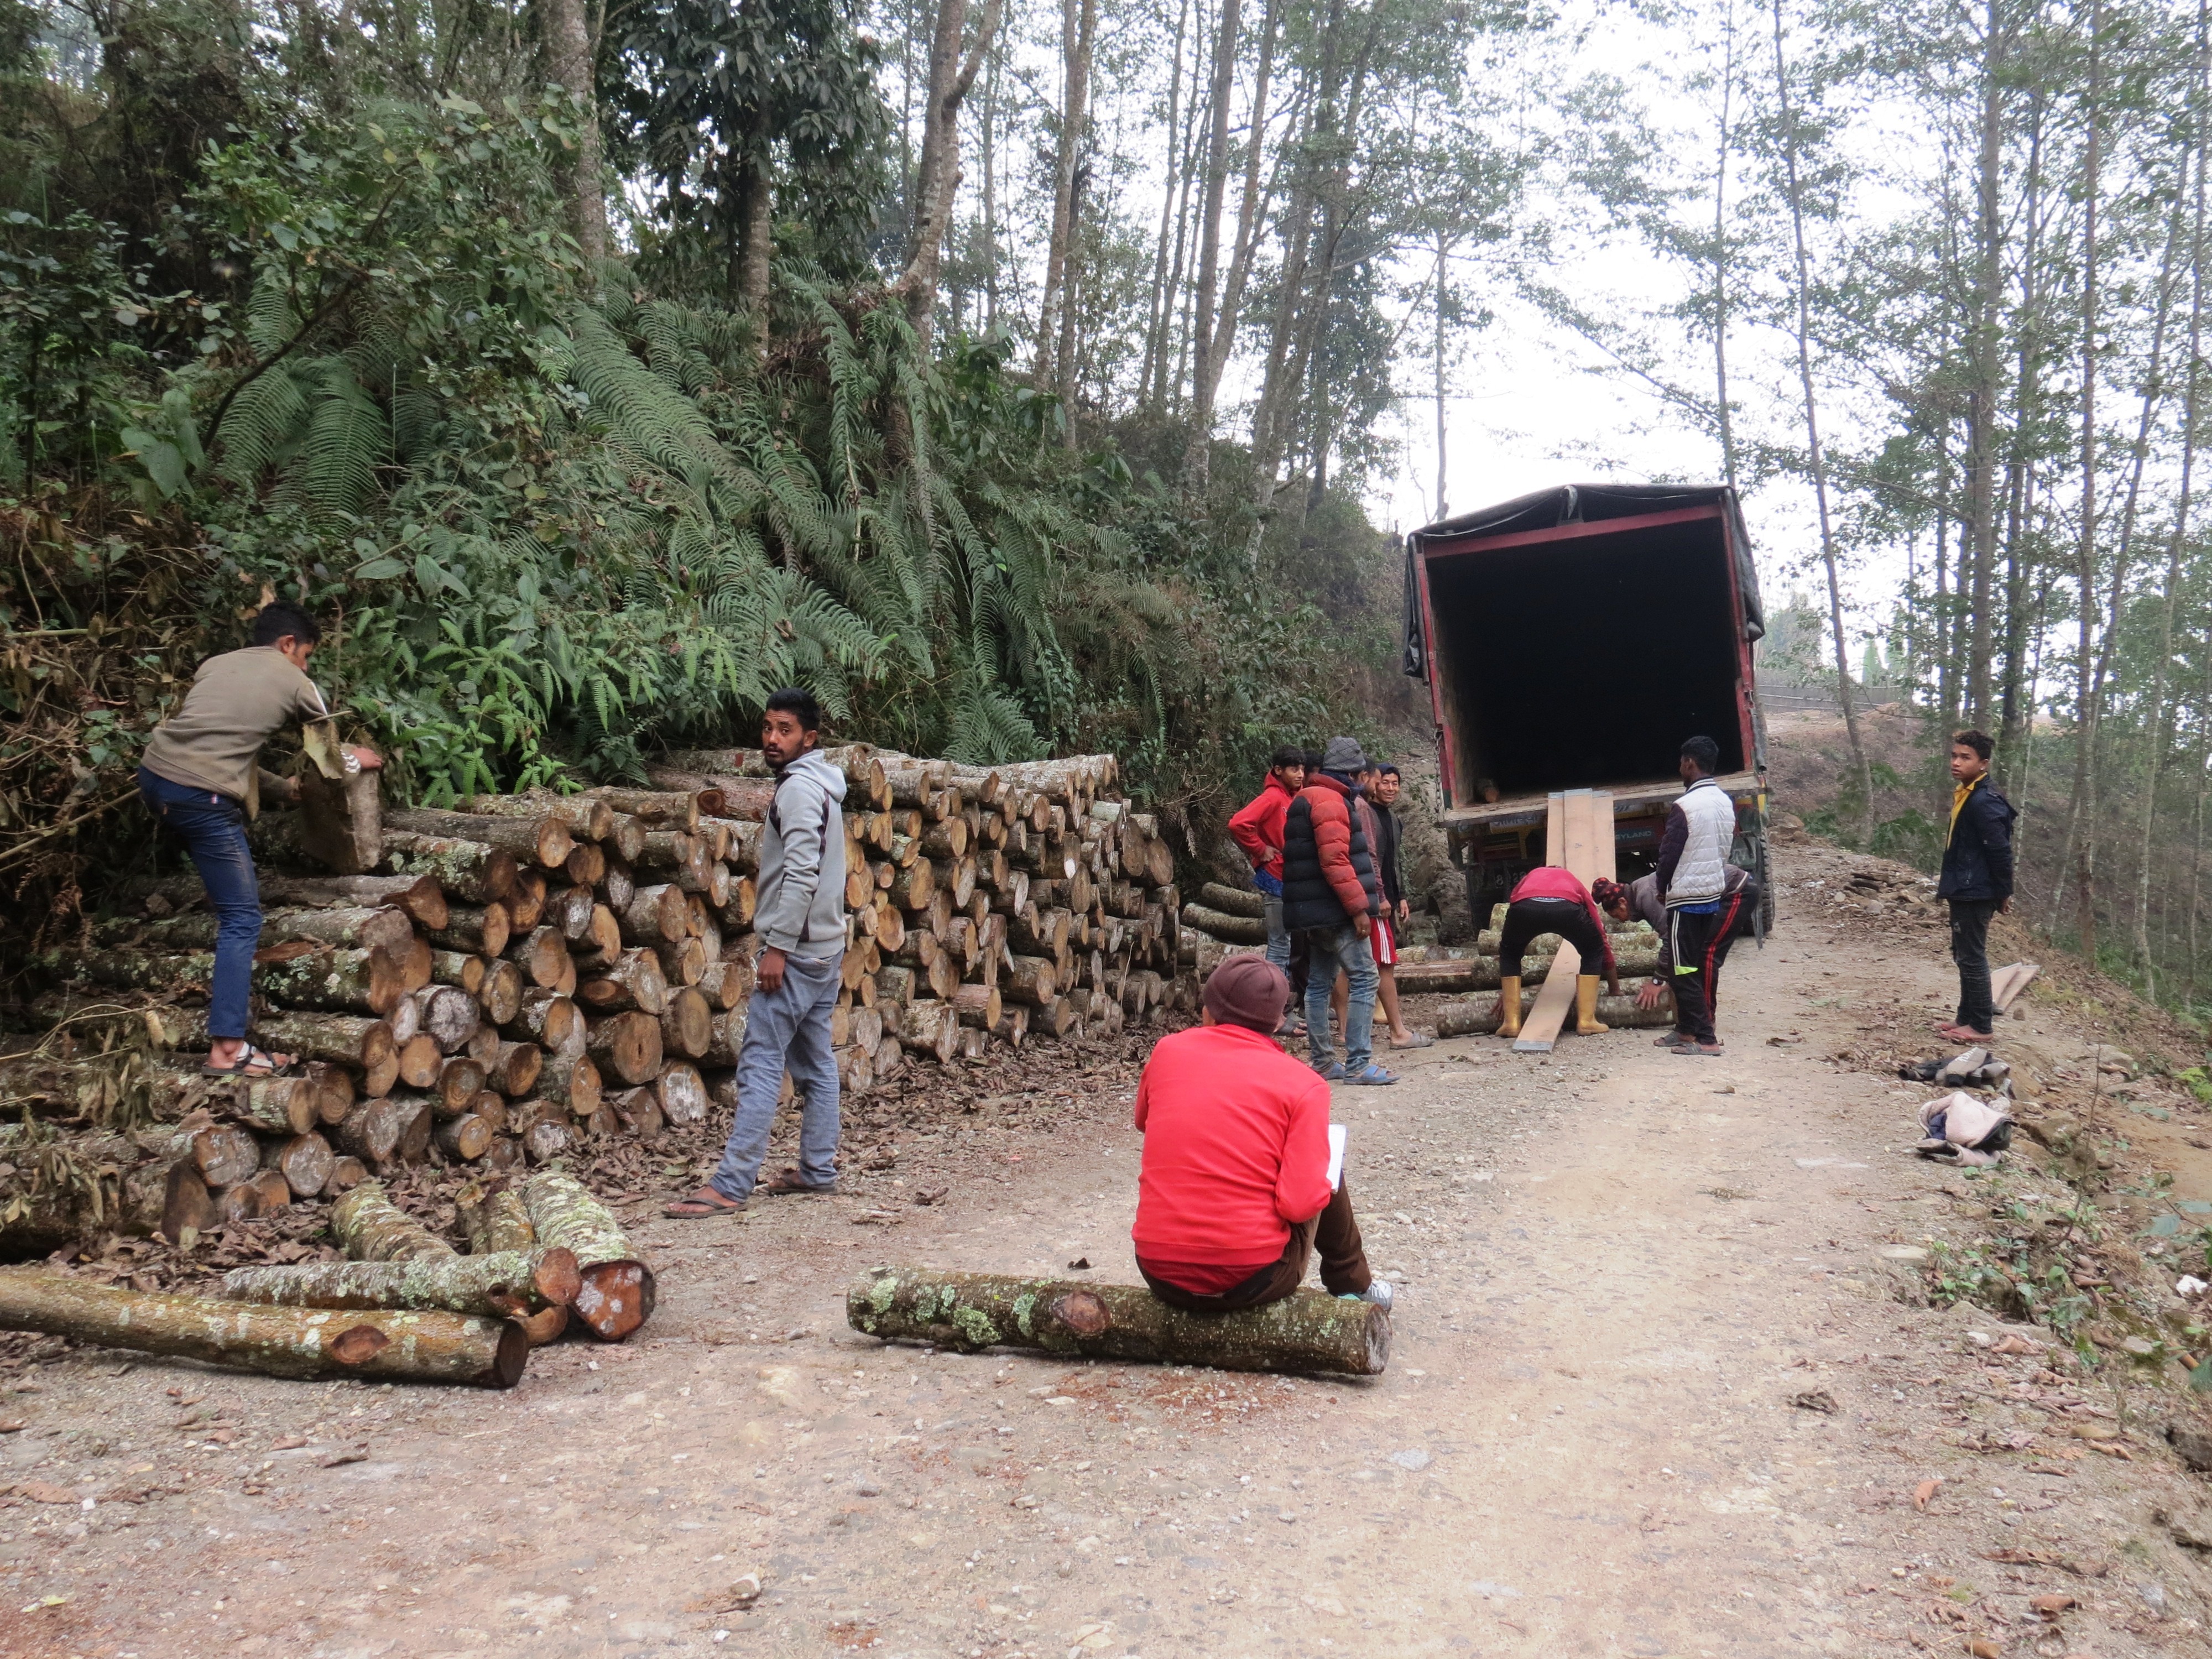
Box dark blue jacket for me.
[1938,776,2016,902]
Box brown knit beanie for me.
[1203,956,1291,1034]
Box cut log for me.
[332,1178,456,1261]
[586,1010,664,1087]
[611,1086,666,1140]
[500,925,565,992]
[582,787,703,831]
[521,1171,656,1342]
[388,807,573,872]
[337,1098,409,1170]
[562,841,606,888]
[247,1011,394,1081]
[430,950,487,997]
[218,1076,317,1138]
[487,1040,543,1097]
[162,1161,215,1244]
[538,1051,603,1117]
[524,1118,574,1161]
[508,869,549,931]
[246,946,419,1017]
[429,903,512,958]
[301,1060,355,1126]
[894,1000,959,1063]
[577,947,669,1016]
[659,986,712,1059]
[545,883,596,941]
[508,988,580,1052]
[267,1132,336,1201]
[478,958,525,1027]
[0,1271,528,1386]
[166,1120,261,1189]
[617,882,690,946]
[1003,955,1057,1006]
[401,984,481,1055]
[952,983,1002,1031]
[253,872,449,931]
[323,1156,368,1196]
[394,1033,443,1091]
[433,1056,488,1117]
[379,831,518,904]
[435,1113,495,1161]
[1180,904,1267,947]
[457,1185,536,1254]
[992,1006,1029,1048]
[655,1060,711,1126]
[462,791,615,844]
[220,1246,579,1318]
[464,1091,508,1133]
[105,904,416,956]
[1431,989,1671,1037]
[847,1267,1387,1376]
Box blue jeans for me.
[1303,922,1378,1072]
[138,766,259,1041]
[708,951,843,1201]
[1262,898,1292,973]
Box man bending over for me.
[1131,957,1392,1313]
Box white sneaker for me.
[1360,1280,1394,1311]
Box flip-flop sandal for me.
[754,1167,836,1196]
[201,1044,296,1078]
[1388,1032,1435,1050]
[664,1187,746,1219]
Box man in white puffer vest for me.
[1653,735,1741,1057]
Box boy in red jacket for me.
[1132,957,1390,1312]
[1228,744,1307,975]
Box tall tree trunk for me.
[1152,4,1209,408]
[1995,96,2046,790]
[1771,0,1872,842]
[2062,0,2102,956]
[1965,0,2008,727]
[1054,0,1099,433]
[1181,0,1241,422]
[1035,0,1092,387]
[734,154,773,317]
[1140,0,1192,405]
[1434,232,1449,519]
[982,29,1001,334]
[539,0,607,262]
[1712,0,1740,490]
[2135,0,2210,986]
[898,0,1003,344]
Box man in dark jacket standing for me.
[1281,737,1397,1086]
[1938,729,2016,1042]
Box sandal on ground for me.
[201,1044,296,1078]
[1388,1031,1434,1050]
[1345,1063,1400,1086]
[1654,1031,1689,1048]
[663,1186,746,1219]
[1672,1042,1726,1058]
[753,1167,836,1196]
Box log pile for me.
[20,744,1192,1220]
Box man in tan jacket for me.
[138,603,380,1076]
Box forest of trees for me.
[17,0,2212,1022]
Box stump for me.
[847,1267,1388,1376]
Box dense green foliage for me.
[0,0,1406,938]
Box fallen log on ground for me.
[1196,883,1267,919]
[218,1248,580,1318]
[0,1270,527,1387]
[1178,904,1268,947]
[523,1170,654,1342]
[332,1179,457,1262]
[1432,989,1674,1037]
[846,1267,1388,1376]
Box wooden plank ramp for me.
[1514,790,1612,1053]
[1991,962,2041,1014]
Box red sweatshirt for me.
[1131,1023,1333,1288]
[1227,775,1297,879]
[1508,865,1617,976]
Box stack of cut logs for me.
[20,745,1194,1238]
[1177,888,1676,1034]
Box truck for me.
[1402,482,1771,925]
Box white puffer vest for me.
[1666,778,1738,906]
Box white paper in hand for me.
[1326,1124,1347,1191]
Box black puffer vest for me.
[1280,774,1379,932]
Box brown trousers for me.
[1140,1179,1373,1313]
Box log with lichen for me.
[218,1247,580,1318]
[331,1178,456,1262]
[846,1267,1389,1377]
[1431,988,1674,1036]
[0,1270,527,1386]
[521,1170,654,1342]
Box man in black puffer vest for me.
[1281,737,1396,1086]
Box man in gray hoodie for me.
[665,688,848,1215]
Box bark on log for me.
[247,1011,394,1077]
[504,926,568,992]
[1180,904,1267,947]
[1195,882,1266,920]
[252,873,449,931]
[659,986,712,1059]
[586,1010,663,1087]
[1430,990,1673,1037]
[952,983,1002,1030]
[435,1113,494,1161]
[387,808,573,872]
[379,832,518,904]
[894,1000,959,1063]
[0,1270,529,1386]
[323,1156,368,1196]
[102,904,415,956]
[538,1051,603,1117]
[332,1178,457,1262]
[219,1248,579,1318]
[655,1060,710,1126]
[433,1056,488,1117]
[1003,956,1058,1006]
[429,903,512,958]
[847,1267,1387,1376]
[509,989,578,1053]
[166,1120,261,1188]
[430,950,487,997]
[577,948,669,1016]
[618,883,690,946]
[524,1118,575,1163]
[462,791,615,843]
[523,1171,655,1341]
[487,1041,542,1098]
[217,1077,317,1137]
[458,1186,536,1254]
[582,787,703,831]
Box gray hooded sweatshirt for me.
[755,748,848,961]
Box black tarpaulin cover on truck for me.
[1401,483,1765,681]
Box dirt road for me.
[4,839,2212,1657]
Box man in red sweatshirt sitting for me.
[1130,956,1391,1313]
[1227,744,1306,978]
[1494,864,1621,1040]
